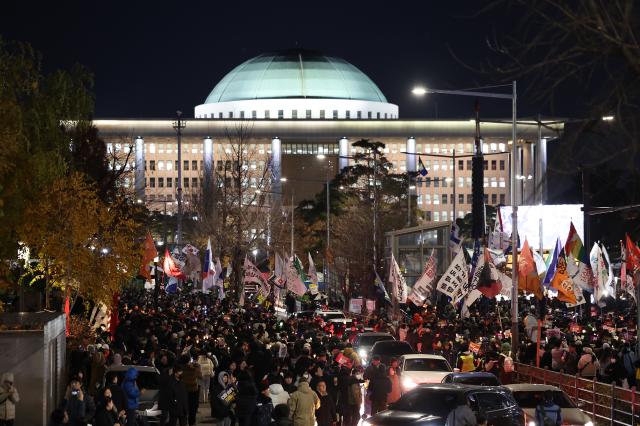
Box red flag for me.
[64,287,70,337]
[139,232,158,279]
[625,234,640,274]
[477,249,502,298]
[163,248,186,280]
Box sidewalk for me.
[195,401,215,424]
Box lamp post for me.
[317,155,333,293]
[413,81,519,354]
[172,111,186,248]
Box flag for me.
[498,271,513,300]
[202,238,215,291]
[308,253,318,295]
[408,250,437,305]
[449,222,462,256]
[565,222,589,264]
[461,289,482,318]
[489,209,510,252]
[435,249,469,304]
[543,238,562,286]
[518,239,543,300]
[468,240,484,290]
[476,249,502,298]
[286,257,307,296]
[375,270,391,303]
[243,256,266,286]
[214,257,225,299]
[274,253,287,288]
[139,232,158,279]
[293,255,308,283]
[418,157,428,177]
[64,287,71,337]
[590,243,609,306]
[626,234,640,273]
[163,248,186,280]
[550,248,577,304]
[389,254,407,303]
[601,244,614,295]
[109,292,120,338]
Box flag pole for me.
[510,81,520,360]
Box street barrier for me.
[515,363,640,426]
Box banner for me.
[286,257,307,296]
[590,243,609,306]
[389,254,407,304]
[308,253,318,295]
[349,298,363,314]
[408,251,437,305]
[435,249,469,304]
[366,299,376,313]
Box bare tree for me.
[192,122,275,294]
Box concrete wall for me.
[0,313,66,426]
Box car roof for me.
[357,332,394,337]
[415,383,507,393]
[401,354,447,361]
[505,384,561,392]
[372,340,411,347]
[105,365,160,373]
[447,372,497,378]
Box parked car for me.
[370,340,414,366]
[315,310,348,322]
[505,384,593,426]
[103,365,161,425]
[399,354,452,392]
[364,384,523,426]
[353,332,396,364]
[442,372,502,386]
[364,384,524,426]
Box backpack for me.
[539,404,559,426]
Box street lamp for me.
[317,154,333,299]
[413,81,520,356]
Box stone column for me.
[536,137,548,204]
[135,136,145,202]
[271,137,282,200]
[406,137,416,172]
[339,137,349,171]
[203,136,214,187]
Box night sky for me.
[3,1,560,120]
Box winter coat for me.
[288,382,320,426]
[181,363,202,393]
[0,373,19,421]
[578,352,599,378]
[121,367,141,409]
[253,393,274,426]
[167,375,189,417]
[364,364,390,403]
[315,393,337,426]
[107,383,126,412]
[210,372,234,420]
[93,406,119,426]
[236,381,258,426]
[269,383,290,406]
[198,355,215,377]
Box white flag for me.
[601,245,615,295]
[566,253,593,291]
[286,257,306,296]
[408,251,437,305]
[308,252,319,295]
[202,238,215,292]
[435,249,469,304]
[498,272,512,300]
[449,222,462,256]
[566,282,586,307]
[590,243,609,306]
[389,254,407,304]
[461,289,482,318]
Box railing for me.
[514,363,640,426]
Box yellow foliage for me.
[18,173,142,306]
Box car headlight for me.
[362,420,372,426]
[358,349,367,359]
[527,421,536,426]
[402,377,417,390]
[584,422,594,426]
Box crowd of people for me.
[25,286,638,426]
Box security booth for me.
[0,312,66,426]
[385,221,452,288]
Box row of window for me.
[282,143,339,155]
[148,160,201,171]
[422,159,507,172]
[198,110,396,120]
[417,193,506,206]
[417,176,507,189]
[147,177,202,188]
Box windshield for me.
[320,312,345,320]
[356,335,394,347]
[372,342,414,355]
[404,358,451,372]
[106,371,160,390]
[512,390,575,408]
[393,389,460,416]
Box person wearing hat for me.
[577,347,599,379]
[0,372,19,426]
[254,382,274,426]
[364,355,390,415]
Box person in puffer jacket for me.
[0,372,19,426]
[210,371,235,425]
[268,376,290,407]
[121,367,141,426]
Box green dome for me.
[204,49,388,104]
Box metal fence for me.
[515,363,640,426]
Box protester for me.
[535,390,562,426]
[364,355,390,415]
[0,373,19,426]
[179,355,202,426]
[254,382,274,426]
[387,359,402,405]
[444,398,476,426]
[121,368,141,426]
[314,381,336,426]
[577,347,599,379]
[268,375,290,406]
[287,376,320,426]
[197,350,215,403]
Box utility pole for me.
[372,146,379,269]
[173,111,186,248]
[290,192,295,255]
[510,81,519,358]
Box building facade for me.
[95,49,561,225]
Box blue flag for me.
[418,157,428,177]
[543,238,562,286]
[375,270,391,303]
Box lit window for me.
[490,143,497,152]
[433,194,440,205]
[499,143,506,152]
[499,177,506,188]
[491,177,497,188]
[434,211,440,222]
[166,161,173,171]
[149,143,156,154]
[442,211,448,221]
[417,194,422,205]
[484,177,488,188]
[425,194,431,204]
[157,161,165,171]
